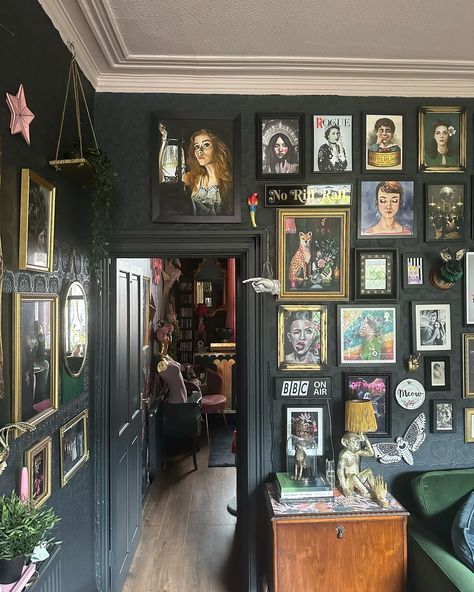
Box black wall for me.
[95,93,474,507]
[0,1,96,590]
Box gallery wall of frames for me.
[96,93,474,502]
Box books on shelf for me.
[276,472,333,500]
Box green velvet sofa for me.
[408,468,474,592]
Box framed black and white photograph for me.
[60,409,89,486]
[462,334,474,398]
[412,303,451,352]
[355,248,398,300]
[425,355,451,391]
[257,114,304,179]
[465,252,474,324]
[403,254,424,288]
[431,400,455,433]
[364,114,403,172]
[425,183,465,241]
[343,373,391,437]
[312,115,352,173]
[418,106,466,173]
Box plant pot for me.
[0,555,25,584]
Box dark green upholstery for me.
[408,469,474,592]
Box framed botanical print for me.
[337,305,397,365]
[418,106,466,172]
[431,400,455,433]
[355,248,398,300]
[151,113,241,223]
[285,406,324,457]
[465,252,474,324]
[343,373,391,437]
[278,305,327,371]
[13,293,59,425]
[277,208,350,300]
[24,436,52,507]
[358,180,415,238]
[403,254,424,288]
[464,408,474,443]
[424,355,451,391]
[18,169,56,272]
[425,183,465,241]
[462,334,474,398]
[312,115,352,173]
[412,303,451,352]
[364,114,403,171]
[60,409,89,486]
[256,114,304,179]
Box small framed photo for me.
[24,436,52,507]
[312,115,352,173]
[412,303,451,352]
[465,253,474,324]
[337,305,397,365]
[343,373,391,437]
[257,114,304,179]
[355,248,398,300]
[278,305,328,371]
[403,254,424,288]
[464,408,474,443]
[418,106,466,172]
[425,183,466,241]
[431,400,455,433]
[462,334,474,398]
[364,114,403,171]
[18,169,56,272]
[285,406,324,458]
[425,355,451,391]
[358,180,415,238]
[60,409,89,487]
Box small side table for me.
[264,483,408,592]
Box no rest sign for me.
[275,377,332,399]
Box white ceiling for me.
[39,0,474,96]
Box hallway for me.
[123,439,239,592]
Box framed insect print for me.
[462,333,474,398]
[403,254,424,288]
[24,436,52,507]
[424,355,451,391]
[373,413,427,465]
[355,248,398,300]
[425,183,466,241]
[364,114,403,172]
[60,409,89,486]
[312,115,352,173]
[257,114,304,179]
[18,169,56,272]
[343,373,391,437]
[465,408,474,443]
[431,400,455,433]
[418,106,466,173]
[277,208,350,301]
[412,303,451,352]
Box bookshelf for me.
[177,281,194,363]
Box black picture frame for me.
[430,399,455,433]
[151,113,241,223]
[355,248,398,300]
[412,302,452,353]
[425,183,466,242]
[256,113,304,179]
[402,253,425,288]
[343,372,391,437]
[312,114,353,174]
[424,355,451,391]
[362,114,404,173]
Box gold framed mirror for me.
[63,281,88,377]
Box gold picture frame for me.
[13,293,59,426]
[277,208,350,300]
[60,409,89,487]
[462,334,474,398]
[464,408,474,443]
[18,169,56,272]
[143,276,151,347]
[24,436,52,507]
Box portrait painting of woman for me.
[313,115,352,173]
[418,107,466,172]
[257,114,304,178]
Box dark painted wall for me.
[95,92,474,507]
[0,1,96,590]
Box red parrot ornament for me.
[247,192,259,228]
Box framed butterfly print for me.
[372,413,427,465]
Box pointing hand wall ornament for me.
[430,248,467,290]
[0,422,36,475]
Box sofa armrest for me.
[408,515,474,592]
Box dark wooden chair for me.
[161,401,202,471]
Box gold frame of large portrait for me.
[59,409,89,487]
[18,168,56,273]
[13,293,59,428]
[24,436,52,507]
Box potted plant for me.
[0,492,60,584]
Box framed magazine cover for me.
[312,115,352,173]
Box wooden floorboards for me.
[122,439,239,592]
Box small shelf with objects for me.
[176,279,194,364]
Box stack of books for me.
[275,472,334,501]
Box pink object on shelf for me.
[1,563,35,591]
[19,467,28,501]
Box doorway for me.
[94,231,264,592]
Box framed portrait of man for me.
[364,114,403,172]
[312,115,352,173]
[256,114,304,179]
[418,106,466,173]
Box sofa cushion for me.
[451,491,474,571]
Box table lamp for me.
[345,400,377,434]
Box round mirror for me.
[63,281,88,377]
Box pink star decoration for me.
[6,84,35,145]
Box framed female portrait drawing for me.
[25,436,52,507]
[257,114,304,179]
[412,302,451,352]
[343,373,391,437]
[277,208,350,300]
[425,355,451,391]
[358,180,415,239]
[418,106,466,173]
[425,184,465,241]
[364,114,403,172]
[431,400,455,433]
[278,305,328,371]
[13,293,59,426]
[18,169,56,272]
[151,113,241,223]
[60,409,89,486]
[312,115,352,173]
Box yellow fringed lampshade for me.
[345,400,377,433]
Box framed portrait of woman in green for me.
[418,106,466,173]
